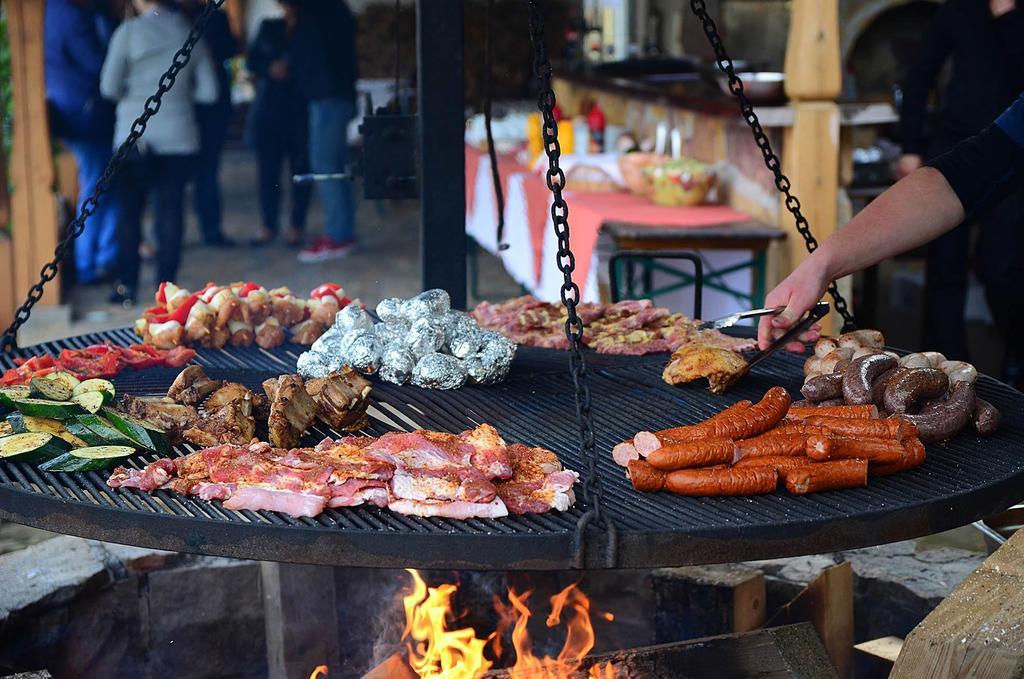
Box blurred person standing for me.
[290,0,359,262]
[897,0,1024,379]
[45,0,119,284]
[245,0,312,247]
[101,0,218,305]
[179,0,237,247]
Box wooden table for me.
[597,219,787,308]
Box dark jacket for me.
[244,17,309,145]
[183,6,238,117]
[899,0,1024,156]
[45,0,117,141]
[290,0,358,102]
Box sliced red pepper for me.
[167,292,202,325]
[237,282,261,298]
[310,283,342,300]
[162,346,196,367]
[156,281,168,305]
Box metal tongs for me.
[718,301,831,390]
[697,306,787,331]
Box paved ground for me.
[19,148,521,346]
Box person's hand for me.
[757,256,831,352]
[268,59,290,80]
[895,154,922,180]
[990,0,1016,17]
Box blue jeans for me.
[193,104,230,243]
[309,98,355,243]
[66,139,119,282]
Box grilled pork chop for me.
[263,375,318,449]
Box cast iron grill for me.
[1,328,1022,570]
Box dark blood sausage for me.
[664,467,778,497]
[883,368,949,414]
[627,459,667,492]
[972,398,1001,436]
[893,381,976,443]
[802,416,909,441]
[737,434,813,458]
[702,387,791,440]
[785,459,869,495]
[646,438,737,471]
[842,354,898,405]
[801,373,844,403]
[870,367,907,409]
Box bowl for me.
[618,152,668,197]
[648,158,715,207]
[717,71,786,104]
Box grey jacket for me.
[100,8,218,155]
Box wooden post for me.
[651,564,767,643]
[891,530,1024,678]
[0,236,14,331]
[781,0,842,333]
[261,562,341,679]
[6,0,60,311]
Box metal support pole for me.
[417,0,467,309]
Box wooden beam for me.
[784,0,841,101]
[260,562,340,679]
[7,0,59,309]
[891,530,1024,678]
[651,564,767,643]
[0,235,14,332]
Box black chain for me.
[483,0,508,250]
[526,0,616,568]
[689,0,857,333]
[0,0,225,352]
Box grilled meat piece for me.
[263,374,318,449]
[662,343,749,394]
[494,444,578,514]
[167,366,224,406]
[255,318,286,349]
[204,382,255,412]
[121,395,198,444]
[289,318,324,345]
[305,368,372,431]
[183,402,257,447]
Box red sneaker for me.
[297,236,356,263]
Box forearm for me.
[817,168,963,281]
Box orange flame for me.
[588,662,616,678]
[402,569,493,679]
[309,665,328,679]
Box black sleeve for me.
[898,7,954,155]
[927,124,1024,218]
[245,22,273,78]
[994,9,1024,73]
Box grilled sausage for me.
[736,433,816,458]
[646,439,738,471]
[871,437,926,476]
[973,398,1001,436]
[894,381,976,443]
[843,354,898,405]
[633,400,753,457]
[733,455,810,478]
[938,360,978,385]
[664,467,778,497]
[701,387,791,440]
[838,329,885,350]
[898,353,931,370]
[921,351,947,368]
[802,416,909,441]
[870,367,908,409]
[883,368,949,414]
[786,459,868,494]
[801,373,844,403]
[612,440,639,467]
[813,437,906,465]
[627,459,667,492]
[770,423,831,437]
[788,405,878,420]
[813,337,840,358]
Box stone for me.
[0,536,111,627]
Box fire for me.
[309,665,328,679]
[400,570,617,679]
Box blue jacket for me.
[45,0,116,142]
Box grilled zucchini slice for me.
[14,399,84,419]
[0,386,30,413]
[45,371,81,392]
[73,414,139,448]
[72,379,115,404]
[29,377,72,402]
[39,446,135,472]
[0,432,69,464]
[71,391,106,415]
[22,415,89,448]
[103,408,171,455]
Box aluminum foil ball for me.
[407,317,446,357]
[376,297,404,323]
[412,353,467,390]
[347,334,382,374]
[296,350,331,379]
[335,303,374,335]
[448,329,482,360]
[374,319,410,347]
[379,344,416,385]
[441,310,478,343]
[479,332,517,379]
[310,324,344,358]
[413,289,451,316]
